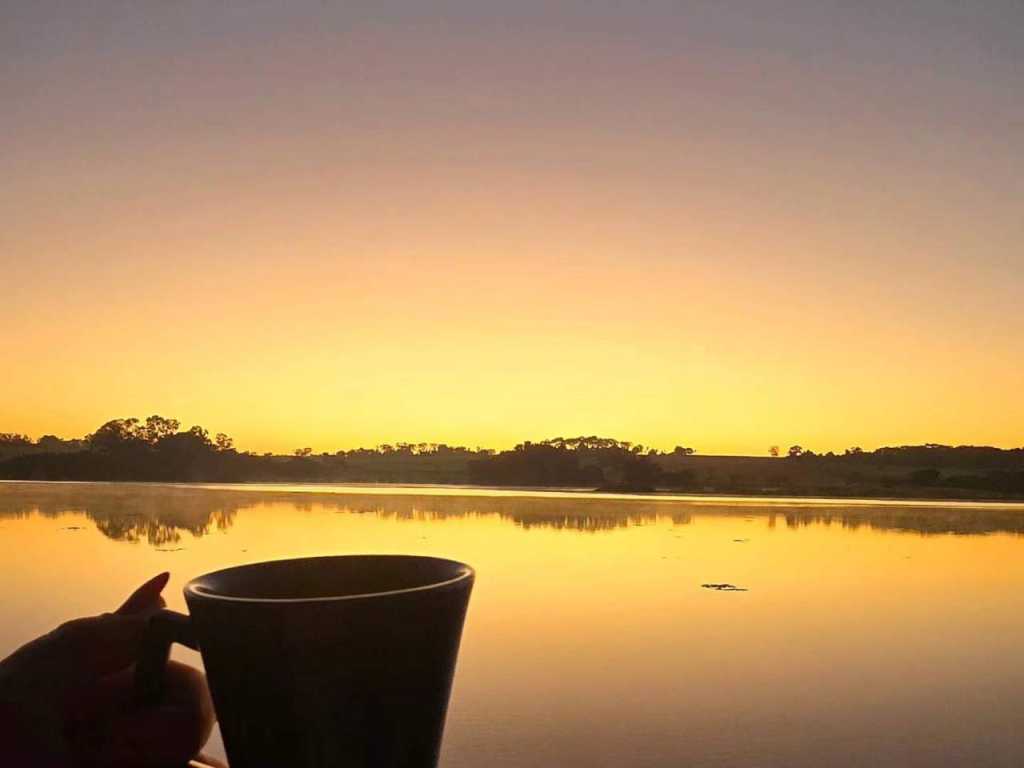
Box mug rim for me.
[184,554,474,604]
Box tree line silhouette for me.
[464,437,694,490]
[1,417,1022,498]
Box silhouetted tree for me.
[185,426,211,444]
[88,419,143,452]
[0,433,35,461]
[138,415,180,444]
[37,435,64,452]
[0,433,32,446]
[467,436,664,490]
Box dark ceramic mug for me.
[133,555,474,768]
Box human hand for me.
[0,573,217,767]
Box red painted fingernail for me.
[116,572,171,615]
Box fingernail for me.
[150,571,171,590]
[116,572,171,615]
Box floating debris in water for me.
[155,547,185,552]
[733,538,750,543]
[701,583,748,592]
[61,526,84,531]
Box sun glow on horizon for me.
[3,2,1022,454]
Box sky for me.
[3,1,1022,455]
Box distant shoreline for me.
[3,427,1022,503]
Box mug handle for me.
[133,608,199,707]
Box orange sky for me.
[3,2,1022,454]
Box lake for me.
[2,481,1023,767]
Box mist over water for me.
[2,482,1023,767]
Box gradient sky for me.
[3,1,1022,454]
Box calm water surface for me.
[2,481,1023,767]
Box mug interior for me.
[186,554,472,602]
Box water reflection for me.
[773,507,1024,535]
[2,481,1024,768]
[0,484,241,545]
[1,482,1023,544]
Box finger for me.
[55,613,148,684]
[72,661,216,767]
[73,661,216,725]
[89,707,204,767]
[163,661,215,736]
[116,572,171,616]
[191,755,229,768]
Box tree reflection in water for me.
[1,483,1023,544]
